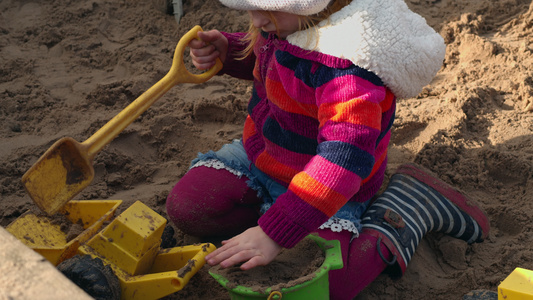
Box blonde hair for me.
[239,0,352,58]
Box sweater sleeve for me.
[258,66,392,248]
[218,32,256,80]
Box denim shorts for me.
[190,139,370,236]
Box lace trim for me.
[319,217,360,236]
[190,159,243,177]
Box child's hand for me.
[205,226,282,270]
[189,30,228,70]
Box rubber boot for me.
[361,163,490,274]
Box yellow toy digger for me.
[7,200,215,300]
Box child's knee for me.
[165,183,196,231]
[165,165,257,235]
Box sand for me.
[1,0,532,299]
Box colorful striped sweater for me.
[219,0,445,248]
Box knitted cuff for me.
[258,207,310,248]
[218,32,256,80]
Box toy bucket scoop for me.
[22,25,222,215]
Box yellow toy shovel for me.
[22,25,222,215]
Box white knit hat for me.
[219,0,333,15]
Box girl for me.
[166,0,490,298]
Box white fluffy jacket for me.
[287,0,446,99]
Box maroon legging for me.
[166,166,393,299]
[166,166,262,237]
[317,229,392,299]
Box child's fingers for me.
[219,249,258,269]
[190,47,220,70]
[205,227,278,269]
[192,56,218,70]
[197,30,221,43]
[206,242,241,266]
[205,238,236,260]
[190,44,216,59]
[240,255,267,270]
[198,30,228,61]
[188,38,205,49]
